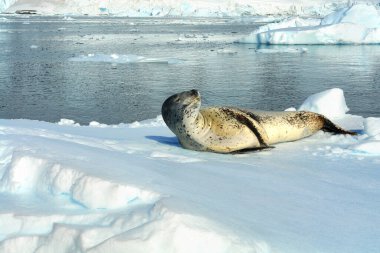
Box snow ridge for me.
[0,131,263,253]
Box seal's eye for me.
[173,97,180,102]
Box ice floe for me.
[1,89,380,252]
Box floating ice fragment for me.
[69,53,183,64]
[255,47,307,53]
[89,121,108,128]
[63,16,75,21]
[216,49,237,55]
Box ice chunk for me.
[57,118,80,126]
[298,88,349,119]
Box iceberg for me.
[0,0,16,12]
[238,4,380,44]
[1,0,377,17]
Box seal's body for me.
[162,90,356,153]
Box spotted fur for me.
[162,90,356,153]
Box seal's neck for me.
[181,106,200,126]
[181,107,207,134]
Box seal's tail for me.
[321,116,357,135]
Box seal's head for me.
[161,89,201,132]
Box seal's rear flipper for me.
[322,116,358,136]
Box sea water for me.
[0,15,379,124]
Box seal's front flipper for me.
[233,145,275,154]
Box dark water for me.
[0,15,379,124]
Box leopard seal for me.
[161,90,357,153]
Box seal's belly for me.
[197,109,261,152]
[260,121,315,144]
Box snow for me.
[238,3,380,44]
[1,89,380,252]
[1,0,378,17]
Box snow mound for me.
[0,147,259,253]
[349,117,380,155]
[238,3,380,44]
[69,54,183,64]
[298,88,349,119]
[349,140,380,155]
[364,117,380,138]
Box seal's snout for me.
[190,89,199,96]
